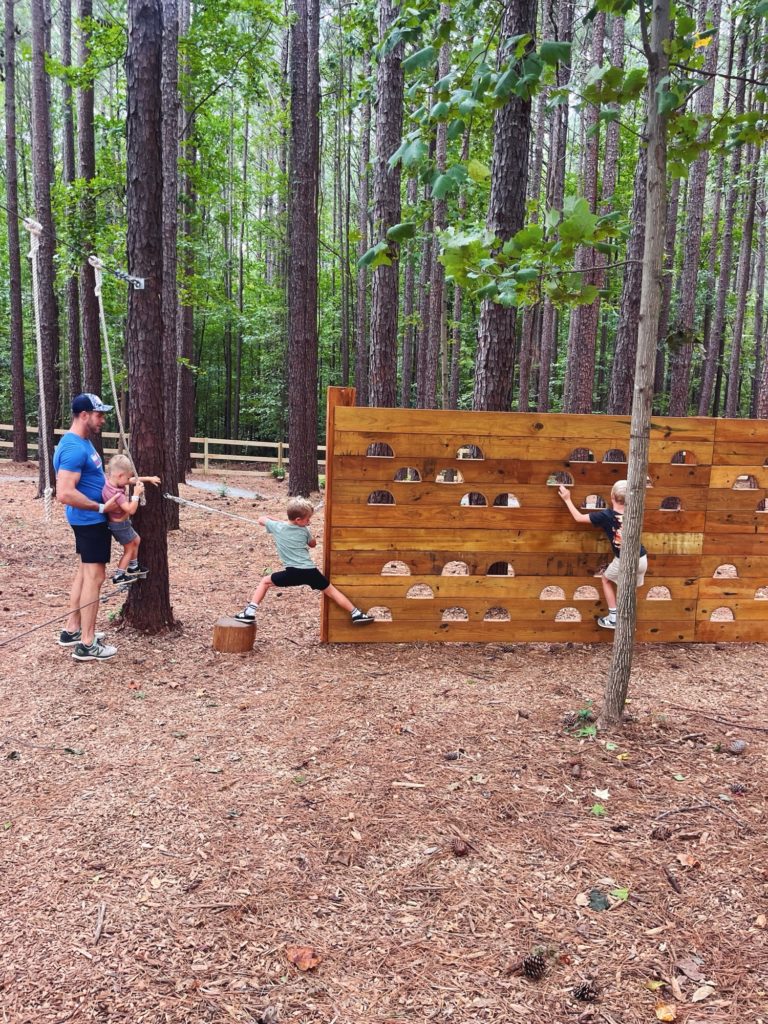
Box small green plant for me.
[271,465,286,481]
[319,474,326,489]
[590,803,606,817]
[217,482,229,497]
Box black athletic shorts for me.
[271,566,330,591]
[72,522,112,564]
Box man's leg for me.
[79,563,107,646]
[65,563,85,634]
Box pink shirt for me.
[102,479,133,522]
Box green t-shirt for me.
[265,519,315,569]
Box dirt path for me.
[1,461,766,1023]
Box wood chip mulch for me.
[1,462,766,1023]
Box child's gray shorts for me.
[108,518,139,545]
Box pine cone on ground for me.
[521,953,547,980]
[450,837,470,857]
[573,979,598,1001]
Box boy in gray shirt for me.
[234,497,374,625]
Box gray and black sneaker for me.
[351,609,375,625]
[58,629,106,647]
[126,565,149,580]
[234,607,256,622]
[71,639,118,661]
[112,570,133,584]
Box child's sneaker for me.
[112,570,132,584]
[234,608,256,622]
[71,639,118,661]
[58,629,105,647]
[126,565,149,579]
[351,609,374,625]
[597,616,616,630]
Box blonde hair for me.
[611,480,628,504]
[287,497,315,521]
[106,453,135,477]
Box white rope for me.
[88,254,145,505]
[24,218,53,522]
[163,492,266,527]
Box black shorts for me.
[271,567,330,591]
[72,522,112,564]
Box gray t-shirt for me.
[265,519,315,569]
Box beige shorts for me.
[603,554,647,587]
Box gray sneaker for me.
[351,609,375,625]
[597,616,616,630]
[72,639,118,661]
[58,629,106,647]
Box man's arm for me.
[557,485,592,524]
[56,469,118,513]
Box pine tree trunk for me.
[653,176,681,404]
[5,0,27,462]
[354,69,371,406]
[77,0,102,397]
[369,0,405,408]
[667,0,721,414]
[162,0,179,528]
[725,143,760,417]
[751,191,766,417]
[123,0,174,631]
[473,0,537,411]
[399,174,418,408]
[607,146,647,413]
[30,0,60,496]
[602,0,670,726]
[538,0,574,411]
[698,27,747,415]
[176,0,195,482]
[287,0,320,495]
[61,0,81,403]
[415,217,433,407]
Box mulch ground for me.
[1,460,766,1024]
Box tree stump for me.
[212,616,255,653]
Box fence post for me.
[203,437,209,474]
[277,442,284,471]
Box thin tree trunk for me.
[354,65,371,405]
[5,0,27,462]
[725,143,760,417]
[123,0,174,631]
[603,0,670,725]
[400,174,418,408]
[667,0,721,414]
[369,0,405,408]
[653,176,681,404]
[698,26,748,415]
[77,0,102,397]
[30,0,60,496]
[176,0,194,480]
[61,0,81,403]
[235,104,249,435]
[563,11,605,413]
[751,191,766,417]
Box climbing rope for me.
[163,492,265,527]
[24,218,53,523]
[88,254,145,505]
[0,581,134,649]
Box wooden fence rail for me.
[0,425,326,473]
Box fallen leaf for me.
[575,892,590,907]
[593,788,610,799]
[655,1002,677,1021]
[350,828,362,841]
[676,853,700,869]
[644,980,666,992]
[691,985,716,1002]
[285,944,321,971]
[150,876,162,889]
[670,976,685,1001]
[676,958,705,982]
[755,914,766,929]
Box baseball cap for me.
[72,393,113,414]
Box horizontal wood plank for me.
[326,618,697,644]
[694,620,768,642]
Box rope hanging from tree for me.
[24,217,53,523]
[88,254,145,505]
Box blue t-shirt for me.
[53,432,106,526]
[265,519,316,569]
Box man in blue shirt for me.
[54,394,120,661]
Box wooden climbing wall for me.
[321,388,768,644]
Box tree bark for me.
[725,142,760,417]
[61,0,82,403]
[752,191,766,417]
[161,0,180,528]
[287,0,320,495]
[602,0,670,726]
[176,0,195,481]
[473,0,537,411]
[30,0,60,496]
[400,174,418,408]
[5,0,28,462]
[354,66,371,406]
[667,0,721,414]
[369,0,405,408]
[77,0,102,397]
[123,0,174,631]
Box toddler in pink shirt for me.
[102,454,160,583]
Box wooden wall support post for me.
[321,386,356,642]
